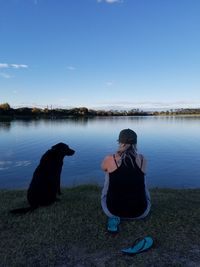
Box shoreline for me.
[1,113,200,120]
[1,184,200,192]
[1,103,200,118]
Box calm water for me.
[0,116,200,189]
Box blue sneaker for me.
[107,217,120,233]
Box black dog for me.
[10,143,75,214]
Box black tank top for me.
[106,156,147,218]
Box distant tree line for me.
[0,103,200,118]
[0,103,149,117]
[152,108,200,115]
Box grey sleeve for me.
[101,173,109,200]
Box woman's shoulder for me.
[103,154,114,161]
[101,154,114,171]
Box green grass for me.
[0,185,200,267]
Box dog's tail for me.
[10,207,36,214]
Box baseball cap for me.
[118,129,137,144]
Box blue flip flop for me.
[121,236,153,255]
[107,217,120,233]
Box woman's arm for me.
[101,155,110,172]
[101,154,120,173]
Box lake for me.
[0,116,200,189]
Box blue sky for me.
[0,0,200,110]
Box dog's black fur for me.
[10,143,75,214]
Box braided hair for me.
[116,143,137,167]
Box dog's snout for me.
[69,149,75,156]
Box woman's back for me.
[106,155,147,218]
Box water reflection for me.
[0,116,200,189]
[0,121,11,131]
[0,160,31,170]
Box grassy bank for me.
[0,186,200,267]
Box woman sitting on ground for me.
[101,128,151,232]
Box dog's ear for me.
[51,143,68,151]
[51,143,75,156]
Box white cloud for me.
[0,63,28,78]
[106,81,113,86]
[94,100,200,110]
[67,66,76,71]
[0,63,9,68]
[97,0,123,3]
[10,64,28,69]
[0,63,28,69]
